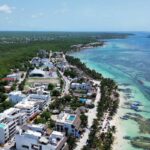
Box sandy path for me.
[74,86,101,150]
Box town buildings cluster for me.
[0,50,97,150]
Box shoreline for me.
[67,41,105,54]
[111,91,127,150]
[68,45,121,148]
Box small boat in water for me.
[120,115,129,120]
[130,104,139,111]
[133,101,142,106]
[123,136,132,140]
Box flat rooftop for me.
[56,112,76,124]
[15,100,37,109]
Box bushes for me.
[67,136,77,150]
[66,56,103,80]
[64,69,77,78]
[52,89,61,97]
[80,113,88,127]
[34,110,55,129]
[48,83,55,91]
[0,101,13,113]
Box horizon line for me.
[0,30,149,33]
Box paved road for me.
[58,70,70,96]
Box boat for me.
[133,101,142,106]
[130,104,139,111]
[120,115,129,120]
[123,136,132,140]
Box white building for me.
[0,114,16,144]
[15,124,68,150]
[9,91,26,103]
[2,108,27,126]
[7,73,21,81]
[29,68,46,78]
[27,87,51,110]
[26,124,46,132]
[15,100,40,120]
[71,82,92,91]
[55,112,81,137]
[0,107,26,144]
[31,57,54,69]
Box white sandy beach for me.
[112,91,127,150]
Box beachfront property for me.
[15,100,40,120]
[55,112,81,137]
[79,98,93,106]
[70,82,92,91]
[15,124,68,150]
[8,91,26,103]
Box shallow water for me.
[70,32,150,150]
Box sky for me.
[0,0,150,31]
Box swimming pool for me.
[68,115,75,121]
[0,123,6,128]
[79,98,87,103]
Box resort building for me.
[71,82,92,91]
[0,118,16,144]
[15,100,40,120]
[55,112,81,137]
[8,91,26,103]
[26,87,51,110]
[2,108,27,126]
[15,124,68,150]
[26,124,46,132]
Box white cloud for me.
[0,4,14,14]
[31,12,44,18]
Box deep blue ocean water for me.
[70,33,150,150]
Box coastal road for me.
[58,70,70,96]
[74,85,101,150]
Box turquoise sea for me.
[70,33,150,150]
